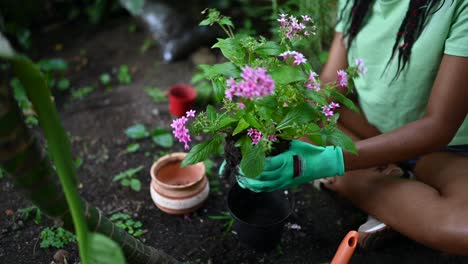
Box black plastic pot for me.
[227,182,294,251]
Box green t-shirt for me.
[336,0,468,145]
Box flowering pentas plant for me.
[172,9,365,178]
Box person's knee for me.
[419,208,468,256]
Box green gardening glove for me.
[237,140,344,192]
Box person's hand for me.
[237,140,344,192]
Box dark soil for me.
[2,17,468,264]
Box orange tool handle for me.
[330,231,359,264]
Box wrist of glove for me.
[237,140,344,192]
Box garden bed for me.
[1,17,468,264]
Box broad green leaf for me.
[182,135,222,167]
[11,55,89,262]
[130,179,141,191]
[89,233,125,264]
[270,65,307,85]
[219,17,234,28]
[243,113,261,129]
[121,178,131,186]
[0,32,15,58]
[151,128,173,148]
[213,116,237,130]
[126,143,140,153]
[306,90,328,105]
[255,41,281,57]
[325,129,357,154]
[276,103,315,130]
[212,78,225,103]
[328,90,360,113]
[212,38,246,63]
[211,62,240,77]
[240,144,265,178]
[233,118,250,135]
[125,124,149,139]
[206,105,217,121]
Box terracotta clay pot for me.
[150,152,209,215]
[168,84,197,117]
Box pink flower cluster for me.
[277,14,316,40]
[247,128,262,145]
[171,110,196,150]
[336,70,348,89]
[247,129,277,145]
[279,51,307,65]
[356,58,367,74]
[322,102,340,117]
[225,66,275,100]
[305,71,321,91]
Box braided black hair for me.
[338,0,451,80]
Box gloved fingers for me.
[263,151,295,171]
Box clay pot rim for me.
[150,152,206,189]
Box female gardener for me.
[238,0,468,255]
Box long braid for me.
[337,0,450,80]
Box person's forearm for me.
[343,117,454,171]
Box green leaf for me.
[0,33,15,58]
[75,157,84,169]
[36,58,68,72]
[255,41,281,57]
[35,208,42,224]
[213,116,237,130]
[306,90,328,105]
[113,166,144,182]
[243,113,261,129]
[212,38,246,63]
[270,65,307,85]
[240,144,265,178]
[211,62,240,77]
[212,78,225,103]
[182,135,222,167]
[145,87,166,103]
[130,179,141,192]
[276,103,315,130]
[121,179,131,186]
[89,233,125,264]
[117,65,132,84]
[151,128,173,148]
[219,17,234,28]
[126,143,140,153]
[119,0,145,16]
[10,55,89,261]
[125,124,149,139]
[325,129,357,154]
[57,78,70,91]
[206,105,217,121]
[328,90,360,113]
[233,118,250,135]
[100,73,111,85]
[72,86,93,100]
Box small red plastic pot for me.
[168,84,197,117]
